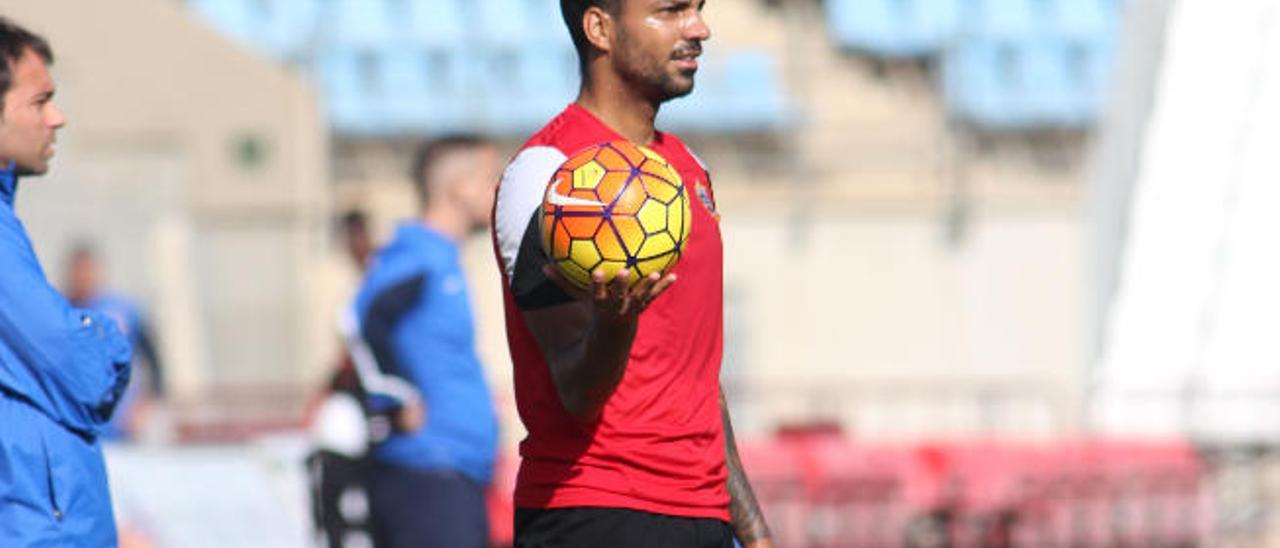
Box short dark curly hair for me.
[0,17,53,114]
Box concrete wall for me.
[4,0,330,405]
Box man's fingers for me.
[630,271,659,295]
[631,271,670,297]
[648,273,677,300]
[612,269,633,315]
[632,273,673,312]
[591,268,610,303]
[625,272,658,306]
[580,268,678,317]
[610,268,632,294]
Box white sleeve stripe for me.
[495,146,568,281]
[338,306,419,405]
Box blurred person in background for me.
[345,135,501,548]
[490,0,772,546]
[0,16,133,546]
[340,209,375,271]
[308,209,379,548]
[63,242,167,442]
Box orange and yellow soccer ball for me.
[541,141,692,289]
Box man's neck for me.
[576,73,659,145]
[420,208,465,243]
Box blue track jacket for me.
[349,222,497,484]
[0,162,133,546]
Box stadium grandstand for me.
[187,0,794,136]
[2,0,1277,545]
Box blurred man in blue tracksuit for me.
[347,135,500,548]
[0,17,133,546]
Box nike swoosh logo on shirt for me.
[545,184,607,208]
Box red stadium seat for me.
[738,438,809,547]
[711,435,1204,547]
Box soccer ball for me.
[541,141,692,289]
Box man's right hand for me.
[543,265,677,321]
[527,265,677,423]
[394,396,426,433]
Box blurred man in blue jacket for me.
[0,17,133,547]
[64,243,167,442]
[347,135,500,548]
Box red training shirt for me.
[491,104,729,521]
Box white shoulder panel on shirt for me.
[494,146,567,280]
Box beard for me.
[614,30,698,104]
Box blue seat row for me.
[188,0,792,136]
[188,0,320,61]
[824,0,1120,129]
[660,52,793,133]
[319,45,791,136]
[826,0,964,57]
[967,0,1118,40]
[941,36,1115,129]
[190,0,573,58]
[318,45,579,136]
[826,0,1120,56]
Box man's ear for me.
[583,5,615,55]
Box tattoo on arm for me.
[722,389,771,544]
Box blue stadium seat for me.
[942,39,1029,129]
[404,0,468,48]
[473,45,579,134]
[475,0,532,47]
[1047,0,1116,40]
[826,0,901,55]
[319,45,477,136]
[1020,39,1080,125]
[909,0,964,50]
[722,52,789,131]
[825,0,962,57]
[327,0,396,48]
[659,53,727,132]
[943,35,1114,130]
[968,0,1042,40]
[660,52,790,133]
[316,49,385,135]
[257,0,320,61]
[1026,36,1115,126]
[1078,35,1117,121]
[379,47,473,134]
[526,0,574,48]
[513,45,581,122]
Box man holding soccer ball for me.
[491,0,773,546]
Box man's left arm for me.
[721,388,773,547]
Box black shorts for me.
[514,507,736,548]
[367,464,489,548]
